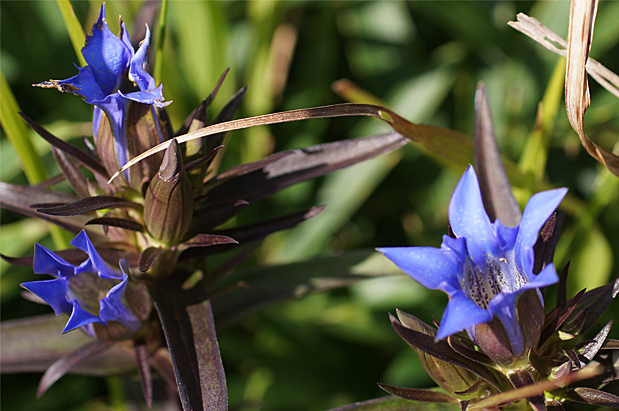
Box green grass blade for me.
[56,0,87,67]
[0,71,47,184]
[153,0,168,84]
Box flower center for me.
[462,255,528,310]
[67,271,118,315]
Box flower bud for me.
[97,102,165,190]
[473,289,544,369]
[143,139,194,245]
[396,310,479,398]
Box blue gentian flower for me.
[36,3,170,172]
[378,166,567,358]
[21,230,141,334]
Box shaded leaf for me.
[211,250,402,326]
[580,320,613,361]
[473,83,521,227]
[37,341,113,398]
[0,182,95,234]
[85,217,144,232]
[182,234,238,248]
[507,369,546,411]
[1,315,135,376]
[148,276,227,411]
[139,247,168,273]
[135,344,153,408]
[35,196,142,216]
[19,112,108,178]
[564,387,619,408]
[572,277,619,334]
[378,384,458,404]
[327,396,461,411]
[51,147,90,198]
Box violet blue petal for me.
[32,243,76,278]
[70,230,122,279]
[99,272,141,331]
[436,292,492,340]
[21,278,72,315]
[63,300,105,333]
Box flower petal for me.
[377,243,464,294]
[515,187,567,274]
[92,92,131,172]
[129,25,155,92]
[99,272,141,332]
[486,292,523,356]
[37,65,105,103]
[448,166,501,263]
[63,300,105,333]
[118,20,134,62]
[33,243,76,278]
[436,292,492,340]
[21,278,72,315]
[522,263,560,291]
[92,106,104,141]
[122,85,171,108]
[81,4,132,96]
[70,230,122,279]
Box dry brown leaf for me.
[509,4,619,177]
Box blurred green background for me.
[1,1,619,410]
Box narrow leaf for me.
[327,396,461,411]
[378,384,458,404]
[35,196,142,216]
[51,147,90,198]
[473,83,521,227]
[580,320,613,361]
[85,217,144,232]
[37,341,113,397]
[19,113,109,178]
[139,247,167,273]
[564,387,619,408]
[135,344,153,408]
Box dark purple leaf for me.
[148,276,227,411]
[378,383,458,404]
[533,213,563,275]
[565,388,619,408]
[581,320,613,361]
[326,396,461,411]
[202,132,407,215]
[573,277,619,334]
[556,262,570,309]
[85,217,144,232]
[35,172,69,189]
[391,316,503,391]
[602,339,619,350]
[0,182,95,234]
[51,147,90,198]
[135,344,153,408]
[182,234,238,248]
[139,247,168,273]
[176,68,230,137]
[507,369,546,411]
[540,287,585,345]
[19,113,108,178]
[204,86,247,159]
[191,200,250,234]
[447,336,494,367]
[528,350,551,377]
[37,341,113,397]
[35,196,142,216]
[473,83,521,227]
[185,145,224,172]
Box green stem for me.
[153,0,169,84]
[56,0,87,67]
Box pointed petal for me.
[21,278,72,315]
[93,106,103,140]
[36,65,105,103]
[526,263,560,289]
[515,188,567,274]
[93,92,130,171]
[487,292,523,356]
[377,244,464,293]
[63,300,105,333]
[129,25,155,91]
[99,273,141,331]
[70,230,122,279]
[122,85,170,107]
[33,243,76,278]
[449,166,501,262]
[118,20,134,61]
[436,292,492,340]
[81,4,132,96]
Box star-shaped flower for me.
[36,3,170,172]
[378,166,567,359]
[21,230,141,334]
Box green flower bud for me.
[143,140,194,245]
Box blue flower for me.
[378,166,567,358]
[21,230,141,334]
[36,3,170,172]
